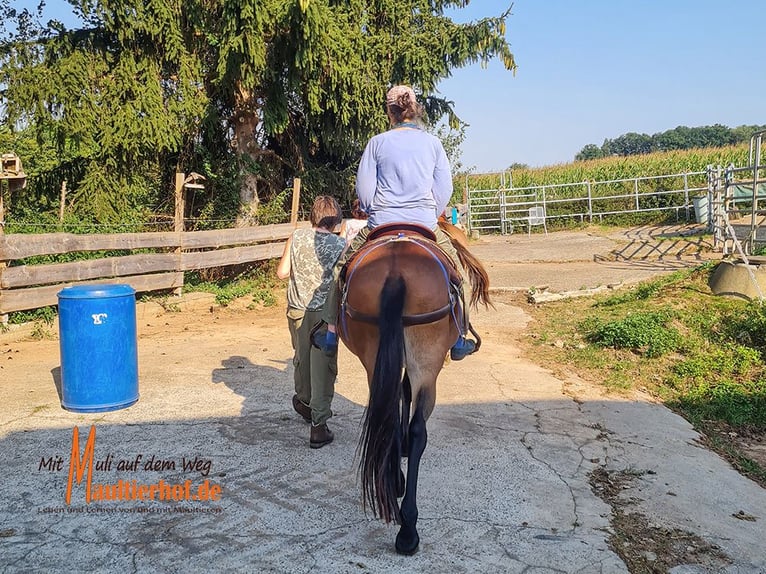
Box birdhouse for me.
[1,152,27,191]
[183,172,206,190]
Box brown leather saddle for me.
[340,223,463,327]
[344,222,461,285]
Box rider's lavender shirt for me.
[355,127,452,230]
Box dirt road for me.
[1,225,764,573]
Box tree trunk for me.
[233,90,260,226]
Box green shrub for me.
[671,344,760,383]
[587,311,681,357]
[675,378,766,427]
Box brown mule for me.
[337,222,490,555]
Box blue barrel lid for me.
[58,284,136,299]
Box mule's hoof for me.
[395,530,420,555]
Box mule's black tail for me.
[359,274,406,524]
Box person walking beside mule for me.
[277,195,346,448]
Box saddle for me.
[367,222,436,242]
[343,222,461,285]
[339,222,464,328]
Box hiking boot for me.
[292,394,312,423]
[311,329,338,357]
[450,337,477,361]
[310,423,334,449]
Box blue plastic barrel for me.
[57,284,139,412]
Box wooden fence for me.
[0,174,310,317]
[0,222,308,316]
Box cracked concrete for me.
[1,225,764,573]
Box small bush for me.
[587,311,682,357]
[675,378,766,427]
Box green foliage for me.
[299,164,357,210]
[575,144,604,161]
[596,269,696,307]
[719,301,766,353]
[670,345,760,384]
[2,0,209,223]
[1,1,516,226]
[597,282,664,307]
[674,378,766,427]
[9,305,57,326]
[251,188,291,226]
[586,310,682,358]
[183,262,279,307]
[576,124,766,160]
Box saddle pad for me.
[343,230,461,286]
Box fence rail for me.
[0,222,307,315]
[467,170,708,234]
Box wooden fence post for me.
[175,173,185,234]
[174,172,185,296]
[0,179,6,324]
[290,178,301,226]
[59,180,67,224]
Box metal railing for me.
[709,141,766,255]
[467,171,708,234]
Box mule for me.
[337,221,490,554]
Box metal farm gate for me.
[709,130,766,257]
[466,170,707,235]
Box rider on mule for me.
[315,85,477,361]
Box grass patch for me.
[8,306,57,326]
[183,261,280,307]
[524,263,766,484]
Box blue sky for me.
[13,1,766,173]
[443,0,766,171]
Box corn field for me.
[458,144,751,192]
[458,145,752,231]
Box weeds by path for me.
[522,263,766,487]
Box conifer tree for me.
[1,1,516,223]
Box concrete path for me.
[1,225,763,573]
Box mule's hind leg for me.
[394,372,412,499]
[395,390,430,555]
[401,372,412,458]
